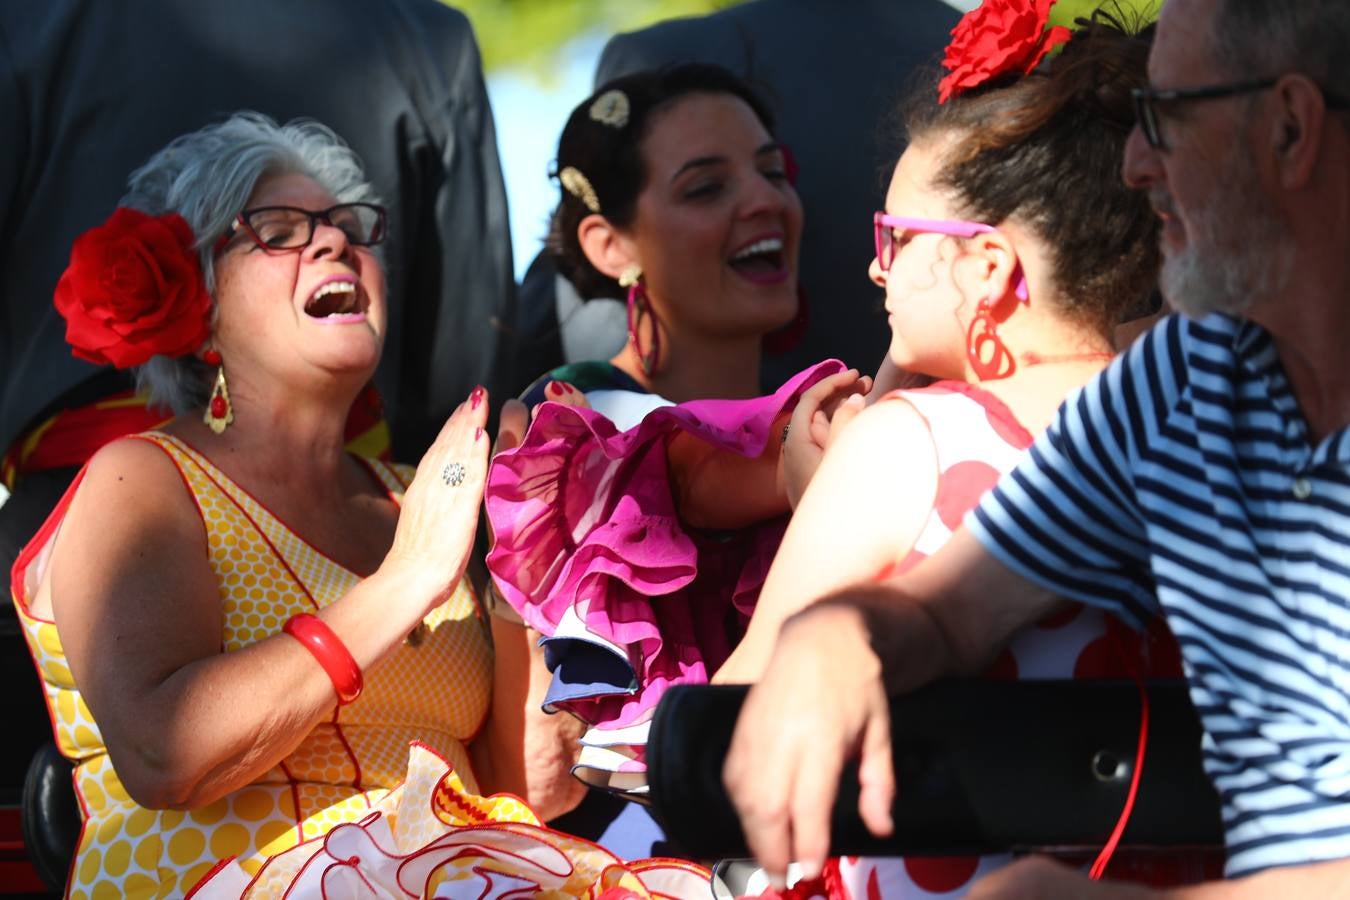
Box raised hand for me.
[783,369,871,508]
[385,385,490,614]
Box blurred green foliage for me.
[1049,0,1161,29]
[453,0,740,75]
[454,0,1161,77]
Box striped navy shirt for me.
[968,313,1350,877]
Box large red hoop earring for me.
[966,302,1016,381]
[626,281,661,378]
[762,284,810,355]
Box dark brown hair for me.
[903,10,1160,330]
[546,63,776,299]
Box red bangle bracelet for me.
[282,613,363,705]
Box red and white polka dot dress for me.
[827,383,1191,898]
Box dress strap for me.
[356,456,411,499]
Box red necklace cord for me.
[1019,351,1117,367]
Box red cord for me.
[1089,673,1150,879]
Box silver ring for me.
[441,462,466,486]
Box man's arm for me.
[723,527,1065,885]
[968,852,1350,898]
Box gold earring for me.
[204,352,234,434]
[618,264,643,288]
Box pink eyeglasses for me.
[873,212,1028,302]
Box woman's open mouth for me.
[304,278,366,324]
[728,236,790,285]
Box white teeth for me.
[312,281,356,300]
[732,237,784,261]
[307,280,360,316]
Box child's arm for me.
[714,397,937,683]
[669,370,871,530]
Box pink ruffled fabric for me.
[485,361,845,731]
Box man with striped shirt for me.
[724,0,1350,895]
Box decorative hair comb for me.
[589,89,630,128]
[559,166,601,213]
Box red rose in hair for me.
[54,207,212,368]
[938,0,1073,104]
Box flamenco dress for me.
[11,432,709,899]
[486,361,845,793]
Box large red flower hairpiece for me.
[938,0,1073,104]
[54,207,213,369]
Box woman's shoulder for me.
[22,433,205,610]
[827,394,933,464]
[71,433,200,519]
[83,431,187,485]
[881,380,1034,449]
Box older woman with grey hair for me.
[11,112,704,899]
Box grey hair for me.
[123,111,383,414]
[1211,1,1350,99]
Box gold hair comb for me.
[559,166,601,213]
[589,89,630,128]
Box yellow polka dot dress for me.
[13,433,498,898]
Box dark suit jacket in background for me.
[0,0,516,461]
[596,0,959,388]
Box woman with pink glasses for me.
[711,8,1194,895]
[717,7,1160,675]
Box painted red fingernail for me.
[470,386,484,409]
[475,426,483,441]
[547,381,563,397]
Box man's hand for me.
[723,601,896,886]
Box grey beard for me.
[1161,203,1293,319]
[1160,130,1293,319]
[1163,234,1293,320]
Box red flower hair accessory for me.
[54,207,212,368]
[938,0,1073,104]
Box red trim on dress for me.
[142,435,372,790]
[881,380,1035,449]
[183,855,238,898]
[152,432,396,578]
[9,467,88,618]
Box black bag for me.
[647,679,1222,860]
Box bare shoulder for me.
[55,436,207,576]
[77,436,200,521]
[799,394,938,521]
[827,394,933,468]
[848,393,928,434]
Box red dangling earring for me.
[762,284,810,355]
[966,300,1016,381]
[202,348,234,433]
[626,280,661,378]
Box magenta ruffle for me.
[485,361,845,730]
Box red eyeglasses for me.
[873,212,1028,301]
[214,203,387,255]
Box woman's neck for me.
[170,375,366,503]
[611,335,763,402]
